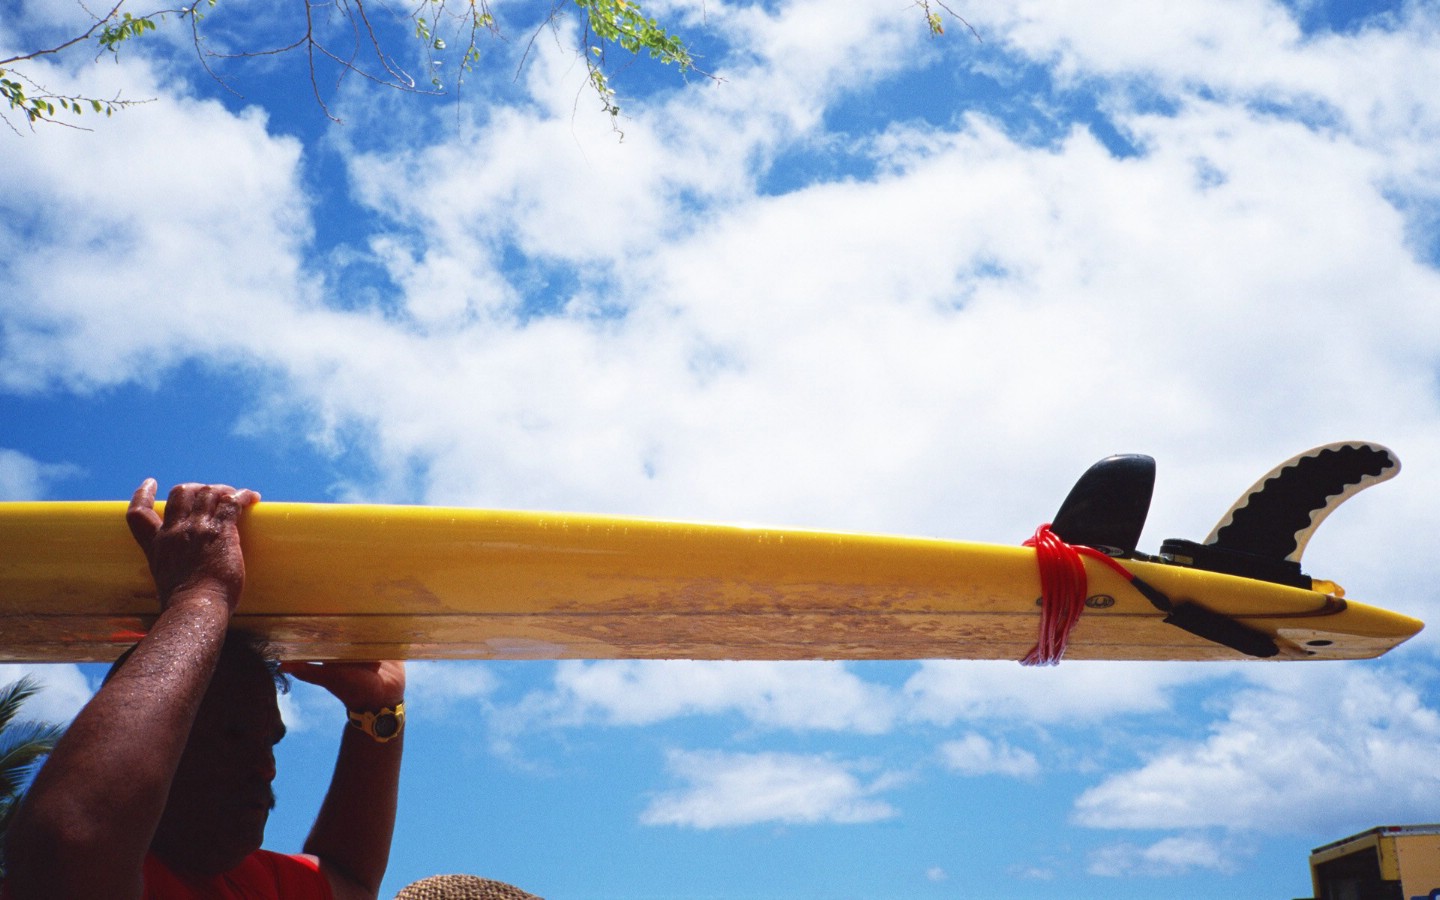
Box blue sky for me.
[4,0,1440,896]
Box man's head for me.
[119,632,289,876]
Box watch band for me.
[347,701,406,743]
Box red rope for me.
[1020,524,1134,666]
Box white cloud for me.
[971,0,1430,123]
[640,749,901,828]
[488,659,1217,744]
[355,94,1435,540]
[905,660,1231,725]
[512,660,897,734]
[977,1,1306,89]
[1008,863,1057,880]
[0,51,314,395]
[1072,664,1440,833]
[405,661,500,709]
[968,0,1440,258]
[1087,833,1245,877]
[939,732,1040,779]
[497,658,1228,738]
[0,449,79,500]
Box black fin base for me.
[1160,538,1312,590]
[1163,601,1280,659]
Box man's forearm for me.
[305,723,404,897]
[4,594,232,899]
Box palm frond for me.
[0,678,43,732]
[0,679,66,800]
[0,721,67,796]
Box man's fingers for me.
[126,479,162,551]
[280,661,405,709]
[129,478,157,512]
[282,661,381,686]
[212,485,261,519]
[130,482,259,549]
[161,483,262,523]
[162,483,199,524]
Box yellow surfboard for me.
[0,500,1422,663]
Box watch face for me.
[373,712,400,738]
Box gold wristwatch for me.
[347,702,405,743]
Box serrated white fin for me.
[1204,441,1400,563]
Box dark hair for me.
[105,630,290,693]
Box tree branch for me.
[0,0,127,67]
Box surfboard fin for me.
[1160,442,1400,589]
[1049,454,1155,556]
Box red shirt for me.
[142,851,333,900]
[2,850,331,900]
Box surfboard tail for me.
[1030,443,1405,663]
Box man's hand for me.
[282,661,407,710]
[127,479,261,609]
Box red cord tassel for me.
[1021,524,1087,665]
[1020,524,1134,666]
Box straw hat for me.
[394,874,543,900]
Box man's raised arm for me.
[3,481,259,900]
[286,661,407,900]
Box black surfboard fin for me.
[1049,454,1156,556]
[1161,442,1400,589]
